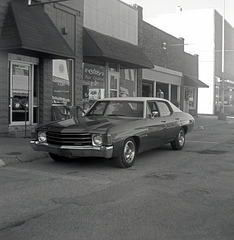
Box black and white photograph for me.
[0,0,234,239]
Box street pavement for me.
[0,115,233,167]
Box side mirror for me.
[151,110,159,119]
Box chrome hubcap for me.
[178,130,185,146]
[124,141,135,163]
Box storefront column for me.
[168,84,171,101]
[74,57,83,107]
[137,69,143,97]
[0,51,9,133]
[177,86,181,108]
[39,59,53,123]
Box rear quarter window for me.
[156,101,171,117]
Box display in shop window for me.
[120,69,136,97]
[89,88,105,100]
[120,87,129,97]
[52,60,71,104]
[185,87,195,108]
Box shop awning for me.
[184,75,209,88]
[83,28,153,69]
[0,0,74,59]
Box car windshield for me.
[86,101,144,118]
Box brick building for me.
[0,0,204,137]
[153,9,234,115]
[0,0,83,136]
[136,6,208,116]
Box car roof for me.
[97,97,168,102]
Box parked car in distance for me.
[30,97,195,168]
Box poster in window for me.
[52,60,70,103]
[83,63,105,88]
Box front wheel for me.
[113,138,136,168]
[171,128,185,150]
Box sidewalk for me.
[0,136,48,167]
[0,115,233,167]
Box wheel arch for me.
[112,136,140,157]
[182,125,188,134]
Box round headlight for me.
[38,131,47,143]
[92,134,103,146]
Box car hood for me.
[38,116,138,133]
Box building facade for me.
[153,9,234,115]
[0,0,83,136]
[0,0,203,137]
[82,0,152,110]
[137,6,207,116]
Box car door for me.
[156,100,180,142]
[139,101,166,152]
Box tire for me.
[171,128,185,150]
[49,153,69,162]
[113,138,136,168]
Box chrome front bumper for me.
[30,140,113,159]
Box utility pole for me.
[219,0,227,120]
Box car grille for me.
[47,131,92,146]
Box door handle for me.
[175,118,180,120]
[161,120,166,123]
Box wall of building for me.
[138,6,200,115]
[139,20,184,73]
[45,1,84,106]
[224,21,234,80]
[84,0,138,45]
[153,9,216,114]
[0,0,11,133]
[0,0,84,135]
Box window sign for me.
[83,63,106,109]
[83,63,105,88]
[52,60,71,104]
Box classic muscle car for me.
[30,97,195,168]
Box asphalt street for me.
[0,115,234,240]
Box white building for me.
[148,8,234,115]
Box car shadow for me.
[48,156,114,169]
[44,144,178,170]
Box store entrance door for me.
[10,62,32,125]
[108,71,119,98]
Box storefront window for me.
[156,82,168,99]
[83,63,106,110]
[120,69,136,97]
[52,59,73,104]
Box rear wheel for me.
[49,153,69,162]
[113,138,136,168]
[171,128,185,150]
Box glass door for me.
[10,62,32,125]
[108,71,119,98]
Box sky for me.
[121,0,234,27]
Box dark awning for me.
[83,28,153,69]
[0,0,74,59]
[184,75,209,88]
